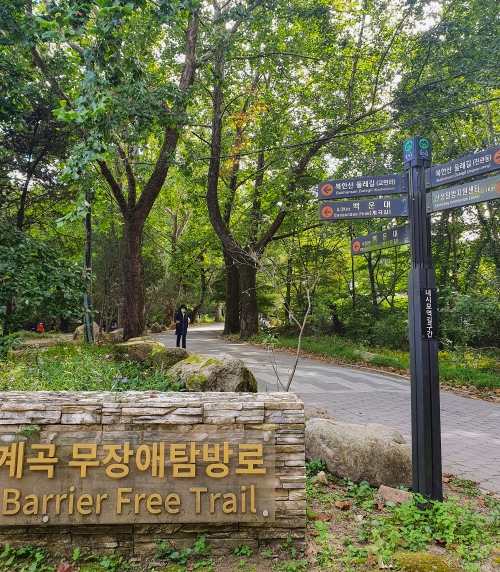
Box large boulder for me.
[73,321,99,341]
[305,418,412,488]
[169,354,258,392]
[114,339,189,369]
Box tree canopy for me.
[1,0,499,348]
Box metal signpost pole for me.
[403,137,442,501]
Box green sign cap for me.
[403,136,431,167]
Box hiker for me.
[174,304,189,349]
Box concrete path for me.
[156,325,500,494]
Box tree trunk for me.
[190,266,208,324]
[285,255,292,324]
[366,252,379,312]
[223,249,241,334]
[239,261,259,338]
[215,301,223,322]
[122,221,146,340]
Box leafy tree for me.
[0,221,84,335]
[2,0,266,340]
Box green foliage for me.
[282,537,297,559]
[439,291,500,348]
[273,559,309,572]
[313,521,336,567]
[234,545,253,557]
[0,221,84,335]
[95,553,130,571]
[0,545,56,572]
[360,493,500,569]
[15,425,40,439]
[0,333,24,358]
[155,536,213,569]
[342,479,377,510]
[305,458,326,477]
[261,550,272,559]
[0,343,181,392]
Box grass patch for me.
[1,475,498,571]
[0,342,180,392]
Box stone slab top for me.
[0,391,303,409]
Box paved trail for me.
[157,325,500,494]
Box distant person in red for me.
[37,322,45,333]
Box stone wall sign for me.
[0,427,275,525]
[0,391,304,555]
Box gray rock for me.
[305,418,412,488]
[150,322,162,333]
[377,485,413,504]
[108,328,124,343]
[73,321,99,341]
[169,353,258,392]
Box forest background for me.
[1,0,500,360]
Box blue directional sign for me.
[319,197,408,220]
[427,174,500,213]
[351,224,410,256]
[427,146,500,188]
[318,174,406,199]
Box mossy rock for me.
[114,340,165,362]
[394,552,462,572]
[169,353,258,392]
[150,346,190,369]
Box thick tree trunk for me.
[122,221,146,340]
[223,249,241,334]
[239,261,259,338]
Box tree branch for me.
[115,143,137,210]
[97,160,129,214]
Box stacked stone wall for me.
[0,392,305,556]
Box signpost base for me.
[408,268,443,501]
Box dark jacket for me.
[174,310,189,335]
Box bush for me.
[439,291,500,348]
[370,312,409,351]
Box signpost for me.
[404,139,442,502]
[350,224,410,256]
[318,139,500,502]
[318,174,406,199]
[318,197,408,220]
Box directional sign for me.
[319,197,408,220]
[427,145,500,188]
[350,224,410,256]
[427,174,500,213]
[318,174,406,199]
[403,136,432,167]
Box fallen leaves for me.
[334,500,351,510]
